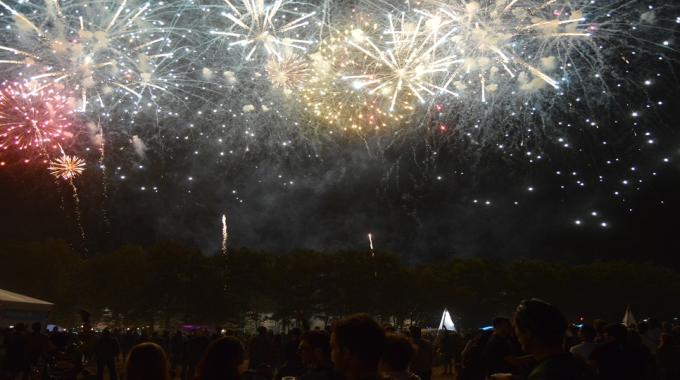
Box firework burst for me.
[266,54,311,93]
[0,0,194,113]
[48,152,86,180]
[297,29,414,132]
[419,0,603,104]
[342,13,460,112]
[209,0,316,61]
[0,81,74,154]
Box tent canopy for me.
[0,288,53,312]
[622,305,636,328]
[438,308,456,331]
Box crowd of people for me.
[2,299,680,380]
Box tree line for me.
[1,239,679,329]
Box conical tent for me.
[438,308,456,331]
[622,305,636,327]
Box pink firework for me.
[0,82,74,155]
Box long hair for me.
[195,336,244,380]
[125,342,170,380]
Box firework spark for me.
[266,54,311,93]
[419,0,598,103]
[342,13,460,112]
[0,0,192,113]
[209,0,316,61]
[0,81,74,155]
[298,30,414,132]
[48,152,86,180]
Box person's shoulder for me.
[530,353,585,380]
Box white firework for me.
[418,0,600,104]
[342,12,461,112]
[0,0,195,113]
[209,0,316,61]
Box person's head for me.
[257,326,267,335]
[648,318,660,330]
[290,327,303,340]
[125,343,170,380]
[195,337,245,380]
[299,330,332,368]
[331,314,385,376]
[513,299,567,355]
[383,324,396,334]
[578,324,596,343]
[31,322,42,333]
[492,317,512,337]
[379,333,415,373]
[660,333,674,347]
[593,319,607,336]
[604,323,627,344]
[637,321,648,335]
[102,329,111,337]
[408,326,422,340]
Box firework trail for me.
[222,213,228,255]
[49,149,88,255]
[368,232,374,257]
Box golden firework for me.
[48,153,86,180]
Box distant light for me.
[600,222,608,228]
[528,187,534,192]
[575,220,582,225]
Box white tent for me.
[0,288,53,327]
[438,308,456,331]
[622,305,636,328]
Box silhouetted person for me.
[249,327,273,369]
[25,322,51,367]
[657,333,680,380]
[592,320,607,344]
[379,333,420,380]
[184,330,211,380]
[299,330,341,380]
[483,317,521,376]
[171,330,185,374]
[195,336,245,380]
[276,328,304,380]
[439,329,457,375]
[94,329,120,380]
[569,324,597,362]
[590,323,650,380]
[331,313,386,380]
[460,330,493,380]
[3,323,29,379]
[513,299,586,380]
[125,342,170,380]
[121,329,136,360]
[408,326,433,380]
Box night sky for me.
[0,0,679,266]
